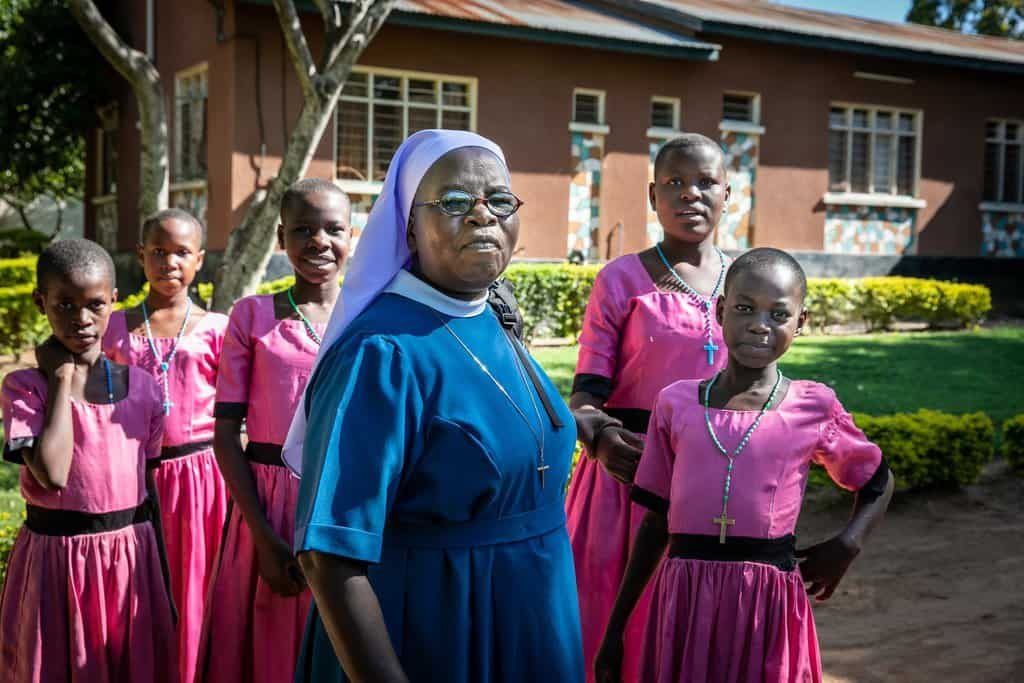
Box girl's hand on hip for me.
[594,427,644,484]
[795,533,860,602]
[255,531,307,597]
[594,634,624,683]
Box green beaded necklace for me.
[286,287,322,345]
[703,368,783,543]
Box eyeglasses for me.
[413,190,524,218]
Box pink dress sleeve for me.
[812,392,883,491]
[214,298,255,416]
[2,371,45,460]
[630,389,675,514]
[575,265,627,381]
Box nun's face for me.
[408,147,519,299]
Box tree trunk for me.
[211,95,337,311]
[210,0,397,312]
[68,0,168,234]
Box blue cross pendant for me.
[163,400,174,416]
[704,341,719,366]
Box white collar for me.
[383,269,488,318]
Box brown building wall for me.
[94,3,1024,259]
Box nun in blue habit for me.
[283,129,584,683]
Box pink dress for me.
[195,295,323,683]
[565,253,726,681]
[102,310,230,683]
[633,379,882,682]
[0,367,178,683]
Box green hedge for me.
[503,263,601,340]
[0,229,50,259]
[0,283,48,356]
[1002,415,1024,471]
[0,256,37,287]
[850,410,995,489]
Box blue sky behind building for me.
[772,0,913,24]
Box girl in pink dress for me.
[566,134,729,681]
[102,209,229,683]
[195,179,350,683]
[595,248,894,683]
[1,239,177,683]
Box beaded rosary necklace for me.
[286,287,323,345]
[142,297,193,415]
[703,368,783,543]
[654,243,726,366]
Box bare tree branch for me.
[272,0,318,100]
[321,0,398,90]
[68,0,168,226]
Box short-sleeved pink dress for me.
[195,295,323,683]
[0,367,178,683]
[632,379,882,683]
[565,253,726,681]
[103,309,229,683]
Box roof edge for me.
[701,20,1024,75]
[388,10,720,62]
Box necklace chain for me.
[703,368,783,543]
[141,297,192,415]
[287,287,323,345]
[655,243,725,366]
[434,312,549,488]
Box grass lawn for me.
[533,327,1024,423]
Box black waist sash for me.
[25,500,154,537]
[604,407,652,435]
[149,439,215,467]
[668,533,797,571]
[245,441,286,467]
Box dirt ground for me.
[799,465,1024,683]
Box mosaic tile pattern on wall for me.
[568,131,603,260]
[824,205,915,254]
[981,211,1024,257]
[718,129,757,250]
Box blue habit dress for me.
[293,274,584,683]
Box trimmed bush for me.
[1001,415,1024,471]
[0,283,48,356]
[851,410,995,489]
[0,256,37,287]
[502,263,601,340]
[0,229,50,258]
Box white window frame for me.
[648,96,680,137]
[570,88,609,134]
[173,63,209,185]
[827,101,923,199]
[983,118,1024,207]
[334,66,477,192]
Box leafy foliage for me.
[907,0,1023,38]
[1002,414,1024,470]
[0,0,111,218]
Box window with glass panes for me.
[572,89,604,125]
[828,106,918,196]
[984,120,1023,204]
[336,69,475,182]
[174,67,208,182]
[650,97,679,130]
